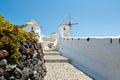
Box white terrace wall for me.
[59,37,120,80]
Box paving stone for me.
[44,50,93,80]
[45,63,93,80]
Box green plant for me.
[0,15,35,63]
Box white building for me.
[59,22,71,37]
[23,19,42,42]
[59,21,120,80]
[42,33,59,50]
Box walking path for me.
[44,49,93,80]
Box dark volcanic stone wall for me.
[0,40,46,80]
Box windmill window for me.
[31,27,35,33]
[63,28,65,30]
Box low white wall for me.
[59,37,120,80]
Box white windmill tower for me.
[59,16,78,37]
[23,20,42,42]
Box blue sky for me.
[0,0,120,37]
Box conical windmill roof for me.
[26,19,41,28]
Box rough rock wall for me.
[0,40,46,80]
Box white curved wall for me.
[23,25,43,42]
[59,37,120,80]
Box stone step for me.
[44,49,56,51]
[44,51,60,55]
[44,50,59,53]
[44,55,69,63]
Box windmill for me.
[65,16,78,36]
[66,16,78,27]
[59,16,78,37]
[59,16,78,27]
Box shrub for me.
[0,15,35,63]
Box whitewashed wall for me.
[23,25,43,42]
[23,25,41,36]
[59,36,120,80]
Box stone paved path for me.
[44,49,93,80]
